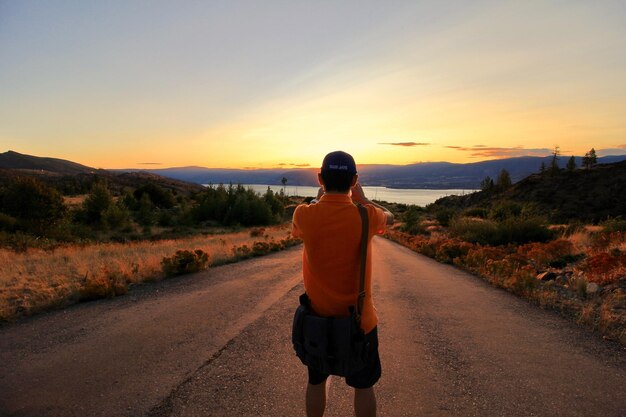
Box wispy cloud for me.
[445,145,552,158]
[278,162,311,167]
[378,142,430,147]
[137,162,162,165]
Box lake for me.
[208,184,477,206]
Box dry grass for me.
[0,225,299,321]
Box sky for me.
[1,0,625,169]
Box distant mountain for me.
[434,160,626,223]
[116,155,626,189]
[4,150,626,191]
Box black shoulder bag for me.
[291,203,371,377]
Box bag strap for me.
[355,203,369,326]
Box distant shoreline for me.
[203,183,478,206]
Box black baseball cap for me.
[321,151,357,174]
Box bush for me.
[161,249,209,276]
[233,244,252,259]
[450,216,553,246]
[463,207,488,218]
[252,241,271,256]
[449,217,499,245]
[434,207,456,227]
[497,217,553,245]
[79,271,128,301]
[602,218,626,233]
[400,206,427,235]
[82,182,114,226]
[1,177,66,233]
[134,183,175,209]
[103,203,131,230]
[489,201,523,221]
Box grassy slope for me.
[434,161,626,223]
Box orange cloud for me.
[378,142,430,147]
[445,145,551,158]
[278,162,311,167]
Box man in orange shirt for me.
[292,151,394,417]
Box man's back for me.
[292,193,387,334]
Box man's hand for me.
[352,182,394,225]
[350,183,368,205]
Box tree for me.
[1,177,66,233]
[582,148,597,169]
[496,169,512,190]
[135,193,155,226]
[549,146,560,175]
[566,156,576,172]
[480,176,494,191]
[281,177,288,194]
[133,183,175,209]
[82,182,113,226]
[539,162,546,174]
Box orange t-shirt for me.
[291,193,387,334]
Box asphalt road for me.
[1,237,625,417]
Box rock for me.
[587,282,600,294]
[555,275,570,286]
[537,271,557,281]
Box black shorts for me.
[307,327,381,389]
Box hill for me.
[433,160,626,223]
[0,150,98,175]
[117,155,626,189]
[0,151,204,196]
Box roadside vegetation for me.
[0,225,300,321]
[0,174,302,321]
[384,155,626,346]
[0,176,289,250]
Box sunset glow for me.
[1,1,625,169]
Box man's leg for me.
[354,387,376,417]
[306,380,328,417]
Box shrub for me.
[463,207,488,218]
[79,271,128,301]
[449,217,499,245]
[497,217,553,245]
[450,216,553,246]
[134,183,175,209]
[1,177,67,233]
[580,251,626,284]
[602,218,626,233]
[434,239,472,264]
[82,182,114,226]
[434,207,456,227]
[252,241,271,256]
[103,203,131,230]
[233,244,252,259]
[489,201,522,221]
[400,206,428,235]
[161,249,209,276]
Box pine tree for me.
[549,146,560,175]
[582,148,598,169]
[480,176,494,191]
[496,169,512,190]
[566,156,576,172]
